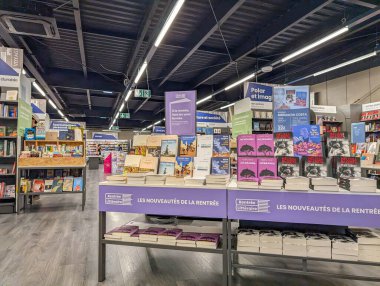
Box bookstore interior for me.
[2,1,380,285]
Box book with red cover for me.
[32,179,45,193]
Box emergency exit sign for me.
[134,89,151,98]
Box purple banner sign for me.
[165,90,196,135]
[228,189,380,228]
[99,185,227,218]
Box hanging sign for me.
[50,120,85,131]
[0,47,23,87]
[244,82,273,110]
[92,132,118,140]
[119,113,130,119]
[196,110,228,128]
[152,126,166,134]
[165,90,196,135]
[134,89,151,98]
[362,101,380,112]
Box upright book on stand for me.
[274,132,294,156]
[278,156,300,178]
[326,132,350,157]
[237,134,256,157]
[213,135,230,157]
[303,156,327,177]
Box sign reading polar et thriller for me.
[165,90,196,135]
[228,189,380,227]
[99,184,227,218]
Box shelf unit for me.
[86,139,130,158]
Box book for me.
[196,233,220,249]
[139,157,158,173]
[212,135,230,157]
[292,125,322,157]
[237,134,256,157]
[63,177,74,192]
[336,157,361,178]
[193,157,211,178]
[175,157,193,177]
[237,157,258,182]
[52,178,63,192]
[197,135,213,157]
[303,156,327,178]
[32,179,45,193]
[4,185,15,198]
[124,155,142,173]
[258,157,277,179]
[256,134,274,156]
[211,157,230,175]
[278,156,300,178]
[179,135,196,157]
[44,179,54,192]
[24,128,35,140]
[158,161,175,176]
[73,177,83,192]
[274,132,294,156]
[326,132,350,157]
[0,126,5,136]
[160,139,178,157]
[165,176,184,186]
[177,232,202,247]
[5,90,17,101]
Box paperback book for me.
[44,179,53,192]
[237,157,258,182]
[63,177,74,192]
[237,134,256,157]
[158,159,175,176]
[256,134,274,156]
[258,158,277,179]
[293,125,322,157]
[274,132,294,156]
[193,157,211,178]
[179,136,196,157]
[32,179,45,193]
[326,132,350,157]
[175,157,193,177]
[336,157,361,178]
[278,156,300,178]
[139,157,158,173]
[52,178,63,192]
[197,135,213,157]
[73,177,83,192]
[160,139,178,157]
[212,135,230,157]
[211,157,230,175]
[303,156,327,177]
[124,155,142,173]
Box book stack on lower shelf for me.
[282,231,307,257]
[284,177,310,191]
[259,230,283,255]
[339,177,377,193]
[349,228,380,262]
[237,229,260,252]
[306,233,331,259]
[330,235,358,261]
[310,177,339,192]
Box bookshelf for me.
[360,110,380,142]
[86,139,130,158]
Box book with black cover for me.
[278,156,300,178]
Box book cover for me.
[292,125,322,157]
[32,179,45,193]
[4,185,15,198]
[139,156,158,173]
[256,134,274,156]
[326,132,350,157]
[133,134,149,147]
[211,157,230,175]
[237,157,258,182]
[197,135,213,157]
[274,132,294,156]
[124,155,142,173]
[44,179,54,192]
[0,126,5,136]
[158,161,175,176]
[160,139,178,157]
[237,134,256,157]
[146,146,161,157]
[54,169,63,178]
[258,158,277,179]
[58,130,68,140]
[212,135,230,157]
[24,128,35,140]
[278,156,300,178]
[175,157,193,177]
[304,156,327,177]
[134,146,146,156]
[193,157,211,178]
[63,177,74,192]
[337,157,361,178]
[179,135,196,157]
[73,177,83,192]
[52,179,63,192]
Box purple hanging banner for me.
[99,184,227,218]
[165,90,196,135]
[228,189,380,227]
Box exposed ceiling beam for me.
[72,0,87,77]
[86,89,91,110]
[17,36,45,73]
[157,0,246,86]
[341,0,377,8]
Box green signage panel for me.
[119,113,130,119]
[18,99,32,135]
[134,89,151,98]
[111,126,119,131]
[232,110,252,138]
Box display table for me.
[87,155,102,170]
[98,183,228,285]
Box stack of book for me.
[126,173,147,185]
[284,177,310,191]
[205,174,230,186]
[259,230,282,255]
[259,177,283,190]
[106,174,127,184]
[310,177,339,192]
[349,228,380,262]
[237,180,259,189]
[330,235,358,261]
[157,229,183,246]
[139,227,166,243]
[196,233,220,249]
[184,177,205,186]
[176,232,201,247]
[339,177,377,193]
[237,229,260,253]
[165,176,185,186]
[306,233,331,259]
[104,225,139,240]
[145,174,166,186]
[282,231,307,256]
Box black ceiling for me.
[0,0,379,129]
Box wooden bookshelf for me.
[18,157,85,168]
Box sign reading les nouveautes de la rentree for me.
[165,90,196,136]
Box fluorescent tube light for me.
[220,103,235,110]
[58,110,64,117]
[116,112,120,118]
[48,99,57,110]
[32,82,46,97]
[119,103,125,112]
[22,69,26,75]
[154,120,162,125]
[134,62,148,84]
[125,90,132,102]
[282,26,349,62]
[313,51,377,77]
[102,91,113,94]
[142,128,147,131]
[147,124,153,129]
[154,0,185,47]
[196,95,212,105]
[224,72,256,91]
[64,117,69,122]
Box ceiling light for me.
[281,26,349,62]
[22,69,26,75]
[142,128,147,131]
[119,103,125,112]
[224,72,256,91]
[125,90,132,102]
[64,117,69,122]
[154,120,162,125]
[154,0,185,47]
[220,103,235,109]
[196,95,212,105]
[102,91,113,94]
[134,62,148,84]
[32,82,46,97]
[116,112,120,118]
[313,51,377,77]
[147,124,153,129]
[48,99,57,110]
[58,110,64,117]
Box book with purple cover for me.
[256,134,274,156]
[106,225,139,236]
[237,157,258,182]
[158,229,183,239]
[197,233,221,243]
[177,232,202,241]
[237,134,256,157]
[140,227,167,235]
[258,157,277,179]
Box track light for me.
[119,103,125,113]
[147,124,153,129]
[154,0,185,47]
[282,26,349,62]
[32,82,46,97]
[224,72,256,91]
[48,99,57,110]
[154,120,162,125]
[64,117,69,122]
[220,103,235,110]
[134,62,147,84]
[196,95,212,105]
[125,90,132,102]
[58,110,64,117]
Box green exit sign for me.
[119,113,130,119]
[111,126,119,131]
[134,89,151,98]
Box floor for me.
[0,167,379,286]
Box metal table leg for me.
[82,167,86,211]
[227,219,233,286]
[98,211,106,282]
[222,218,228,286]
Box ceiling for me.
[0,0,379,129]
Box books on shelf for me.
[63,177,74,192]
[205,174,230,186]
[124,155,142,173]
[284,176,310,191]
[0,140,16,156]
[259,230,282,255]
[179,135,196,157]
[176,232,202,247]
[146,135,162,157]
[0,104,17,117]
[282,231,307,257]
[32,179,45,193]
[197,135,213,157]
[157,229,183,245]
[158,157,175,176]
[339,177,377,193]
[126,173,147,185]
[326,132,350,157]
[139,156,158,173]
[306,232,331,259]
[237,157,258,182]
[212,135,230,157]
[336,157,361,179]
[236,180,259,189]
[310,177,339,192]
[237,229,260,252]
[165,176,185,186]
[160,139,178,157]
[44,179,53,192]
[193,157,210,179]
[348,228,380,262]
[278,156,300,178]
[104,225,139,240]
[73,177,83,192]
[184,177,205,187]
[258,157,277,179]
[259,177,283,190]
[256,134,274,156]
[0,183,15,198]
[274,132,294,156]
[237,134,256,157]
[292,125,322,157]
[211,157,230,175]
[175,157,193,177]
[52,178,63,192]
[304,156,327,178]
[139,227,166,243]
[330,235,358,261]
[106,174,127,183]
[196,233,220,249]
[145,174,166,186]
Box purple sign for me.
[228,189,380,227]
[165,90,196,135]
[99,185,227,218]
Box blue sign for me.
[273,86,310,132]
[196,111,227,127]
[153,126,166,134]
[50,120,82,131]
[351,122,366,143]
[245,82,272,102]
[92,133,117,140]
